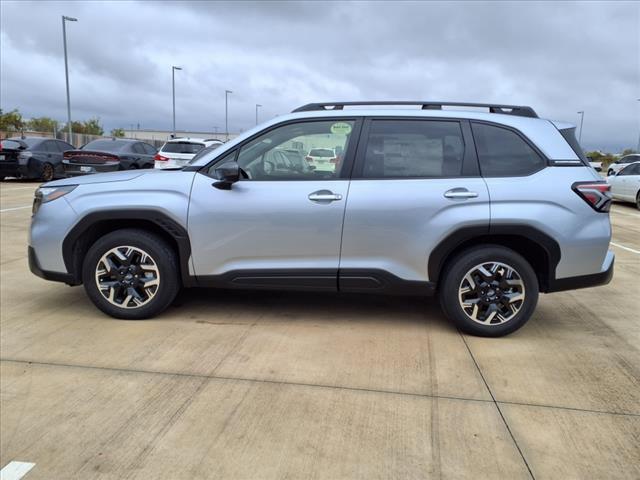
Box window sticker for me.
[330,122,352,135]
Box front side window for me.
[472,123,546,177]
[236,120,354,180]
[361,120,465,178]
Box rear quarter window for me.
[471,123,546,177]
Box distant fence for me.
[1,130,166,149]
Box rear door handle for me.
[308,190,343,203]
[444,188,478,199]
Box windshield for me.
[162,142,205,154]
[83,140,128,152]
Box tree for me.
[0,109,24,131]
[27,117,58,133]
[83,117,103,135]
[62,117,104,136]
[110,128,125,137]
[621,148,637,156]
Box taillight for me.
[154,153,169,161]
[572,181,611,212]
[305,156,314,162]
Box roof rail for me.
[292,101,538,118]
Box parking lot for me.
[0,180,638,479]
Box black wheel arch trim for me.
[61,209,194,287]
[427,224,562,292]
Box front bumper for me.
[28,246,78,285]
[546,250,614,293]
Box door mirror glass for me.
[213,162,240,190]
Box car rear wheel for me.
[41,163,54,182]
[82,229,180,319]
[439,245,538,337]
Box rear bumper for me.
[546,250,614,293]
[63,163,119,176]
[28,246,78,285]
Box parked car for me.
[587,155,602,172]
[29,101,614,337]
[607,153,640,176]
[0,137,73,181]
[62,138,157,177]
[608,161,640,209]
[154,138,223,170]
[305,148,337,172]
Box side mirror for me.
[213,162,240,190]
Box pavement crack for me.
[458,332,536,480]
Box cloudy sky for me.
[1,0,638,151]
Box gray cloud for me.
[1,0,638,151]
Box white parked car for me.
[305,148,337,172]
[607,153,640,177]
[155,138,223,169]
[608,161,640,209]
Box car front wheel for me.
[439,246,539,337]
[82,229,180,319]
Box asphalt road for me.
[1,180,639,479]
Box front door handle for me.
[308,190,343,203]
[444,188,478,199]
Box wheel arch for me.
[428,225,561,292]
[62,209,193,287]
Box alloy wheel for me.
[42,163,54,182]
[458,261,525,325]
[95,246,160,309]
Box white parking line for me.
[611,241,640,255]
[0,205,31,213]
[0,462,35,480]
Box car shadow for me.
[170,287,450,328]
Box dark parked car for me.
[62,138,157,177]
[0,137,74,181]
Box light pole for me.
[172,66,182,138]
[255,104,262,125]
[62,15,77,142]
[636,99,639,152]
[577,111,585,144]
[225,90,232,140]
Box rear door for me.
[188,118,361,288]
[339,118,490,288]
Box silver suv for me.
[29,102,614,337]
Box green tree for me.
[0,108,24,131]
[110,128,125,137]
[83,117,103,135]
[27,116,58,133]
[62,117,104,136]
[621,148,637,156]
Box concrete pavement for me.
[1,180,639,479]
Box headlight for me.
[33,185,77,214]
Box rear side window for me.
[132,143,146,154]
[362,120,465,178]
[472,123,545,177]
[43,141,59,153]
[141,143,157,155]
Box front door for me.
[188,118,360,290]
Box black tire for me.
[41,163,54,182]
[439,245,539,337]
[636,192,640,210]
[82,228,180,319]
